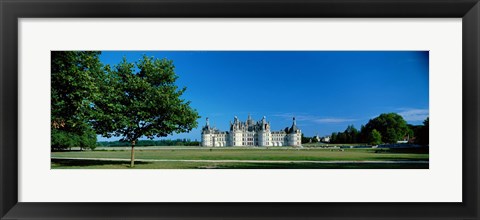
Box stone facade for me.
[201,115,302,147]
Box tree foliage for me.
[301,134,319,144]
[331,132,338,143]
[51,127,97,150]
[362,113,410,144]
[368,129,382,145]
[415,117,429,146]
[327,114,429,146]
[344,125,359,143]
[92,55,200,166]
[51,51,103,150]
[330,125,359,144]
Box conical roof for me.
[289,117,299,134]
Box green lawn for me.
[51,147,428,169]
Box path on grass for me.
[51,157,429,164]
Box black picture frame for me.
[1,0,479,219]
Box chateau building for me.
[201,115,302,147]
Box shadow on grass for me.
[51,158,150,167]
[370,157,429,161]
[51,159,429,169]
[372,147,429,154]
[205,162,429,169]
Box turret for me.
[201,117,211,146]
[246,113,254,127]
[288,117,301,146]
[202,117,211,133]
[289,117,299,134]
[257,116,269,146]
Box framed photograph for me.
[1,0,479,219]
[50,50,430,170]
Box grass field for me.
[51,147,429,169]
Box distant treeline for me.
[301,113,429,146]
[97,139,200,147]
[327,113,428,146]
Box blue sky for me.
[98,51,429,141]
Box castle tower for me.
[257,116,271,146]
[231,116,243,146]
[288,117,302,146]
[201,117,212,147]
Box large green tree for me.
[51,51,103,150]
[362,113,410,144]
[92,56,199,167]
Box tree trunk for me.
[130,140,136,168]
